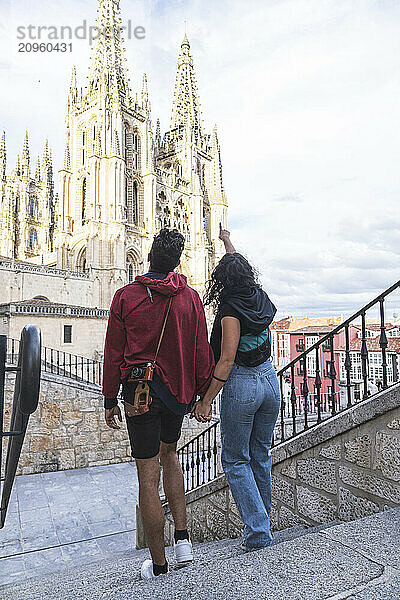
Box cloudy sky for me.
[1,0,399,319]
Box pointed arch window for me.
[126,255,137,283]
[82,178,87,224]
[29,229,38,251]
[77,248,87,273]
[82,130,86,165]
[126,179,138,225]
[125,128,140,172]
[29,196,39,219]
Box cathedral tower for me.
[57,0,156,307]
[155,35,228,286]
[0,132,55,261]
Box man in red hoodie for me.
[102,229,215,580]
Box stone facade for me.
[154,383,400,547]
[2,371,209,475]
[0,301,108,358]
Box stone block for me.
[297,486,337,523]
[374,431,400,482]
[319,442,341,460]
[272,474,295,508]
[296,458,337,494]
[40,403,60,429]
[62,411,83,426]
[278,505,305,530]
[344,435,371,468]
[30,435,53,452]
[339,465,400,504]
[279,458,296,479]
[52,436,72,450]
[83,412,99,430]
[387,418,400,430]
[58,449,75,468]
[205,502,227,540]
[338,487,380,522]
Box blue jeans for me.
[220,359,280,549]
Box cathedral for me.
[0,0,228,312]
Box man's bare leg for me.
[136,456,166,566]
[160,441,186,531]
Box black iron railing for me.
[7,338,102,386]
[177,420,220,493]
[0,326,41,527]
[177,280,400,493]
[276,279,400,444]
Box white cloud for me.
[0,0,399,318]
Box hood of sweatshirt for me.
[224,287,277,335]
[135,272,188,297]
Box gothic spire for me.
[63,142,71,171]
[69,65,78,104]
[0,131,6,179]
[35,156,41,181]
[141,73,149,110]
[42,140,53,190]
[155,118,161,148]
[87,0,130,102]
[170,34,202,140]
[21,131,30,178]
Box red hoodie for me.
[102,272,215,405]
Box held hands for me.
[105,405,122,429]
[190,399,213,423]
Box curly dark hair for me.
[149,228,185,273]
[204,253,261,310]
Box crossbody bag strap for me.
[153,296,173,366]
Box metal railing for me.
[0,326,41,527]
[177,280,400,493]
[276,279,400,442]
[177,420,220,493]
[7,338,102,386]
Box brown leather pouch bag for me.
[123,382,152,416]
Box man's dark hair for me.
[149,229,185,273]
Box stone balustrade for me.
[153,383,400,547]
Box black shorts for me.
[125,396,184,459]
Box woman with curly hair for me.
[192,225,280,551]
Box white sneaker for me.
[174,539,193,566]
[140,559,169,580]
[141,559,156,580]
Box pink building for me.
[288,325,356,413]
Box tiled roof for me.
[290,325,337,335]
[271,317,291,330]
[336,338,400,353]
[352,323,396,331]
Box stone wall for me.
[3,372,209,475]
[0,263,93,307]
[2,313,108,358]
[156,383,400,547]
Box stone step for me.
[1,508,399,600]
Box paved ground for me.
[0,463,139,585]
[1,507,399,600]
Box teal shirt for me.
[238,327,271,352]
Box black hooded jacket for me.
[210,287,277,364]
